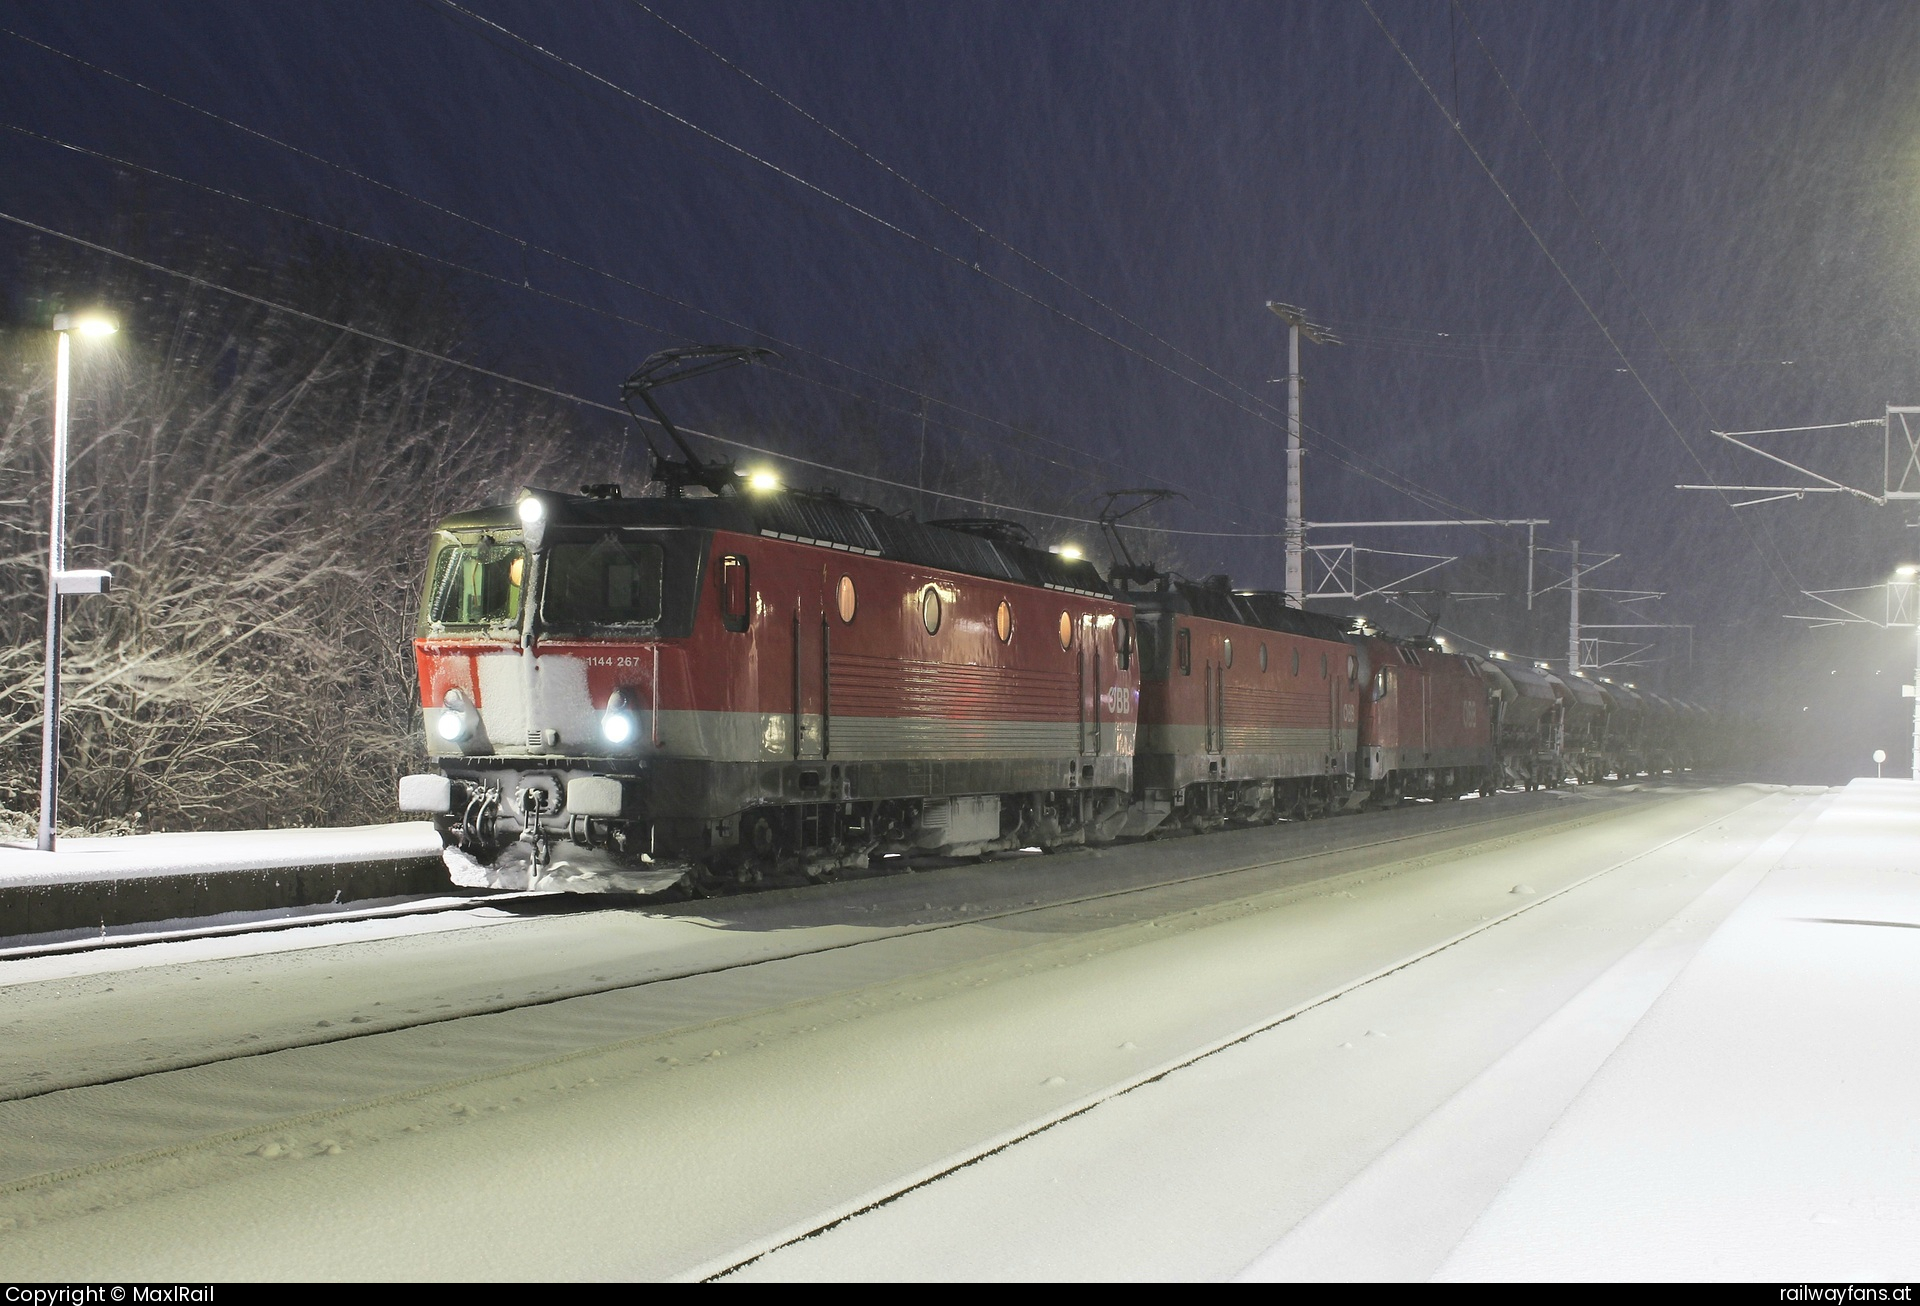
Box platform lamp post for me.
[36,311,117,852]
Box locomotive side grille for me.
[750,494,884,555]
[863,514,1021,582]
[1222,684,1334,729]
[830,652,1076,720]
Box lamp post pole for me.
[1265,302,1340,608]
[1567,538,1581,675]
[37,324,74,852]
[37,313,115,852]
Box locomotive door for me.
[1326,648,1340,759]
[791,576,826,760]
[1202,639,1222,756]
[1420,669,1431,757]
[1077,613,1101,756]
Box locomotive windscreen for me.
[542,534,665,627]
[426,539,525,630]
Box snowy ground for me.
[0,780,1883,1281]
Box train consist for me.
[397,349,1710,894]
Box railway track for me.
[0,777,1677,966]
[0,783,1678,1101]
[0,780,1773,1276]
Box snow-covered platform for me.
[0,822,450,941]
[1251,777,1920,1281]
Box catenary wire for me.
[428,1,1294,433]
[428,1,1550,552]
[2,20,1521,550]
[1421,0,1805,595]
[0,32,1308,531]
[5,21,1536,559]
[624,0,1314,427]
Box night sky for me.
[5,1,1919,774]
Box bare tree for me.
[0,237,592,834]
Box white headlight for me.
[517,497,545,525]
[602,710,636,745]
[436,688,474,742]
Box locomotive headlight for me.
[436,688,475,743]
[516,492,550,553]
[601,690,639,746]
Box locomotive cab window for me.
[1347,654,1359,685]
[1114,617,1133,669]
[1177,627,1192,676]
[543,534,666,628]
[426,538,525,631]
[1373,667,1392,700]
[718,554,751,632]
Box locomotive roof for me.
[434,486,1113,599]
[1116,577,1358,643]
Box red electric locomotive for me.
[399,348,1139,893]
[1351,629,1493,801]
[1116,576,1362,832]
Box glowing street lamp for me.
[37,311,117,851]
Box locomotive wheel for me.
[748,814,777,857]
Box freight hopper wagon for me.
[400,486,1137,895]
[1476,654,1566,790]
[1558,670,1613,783]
